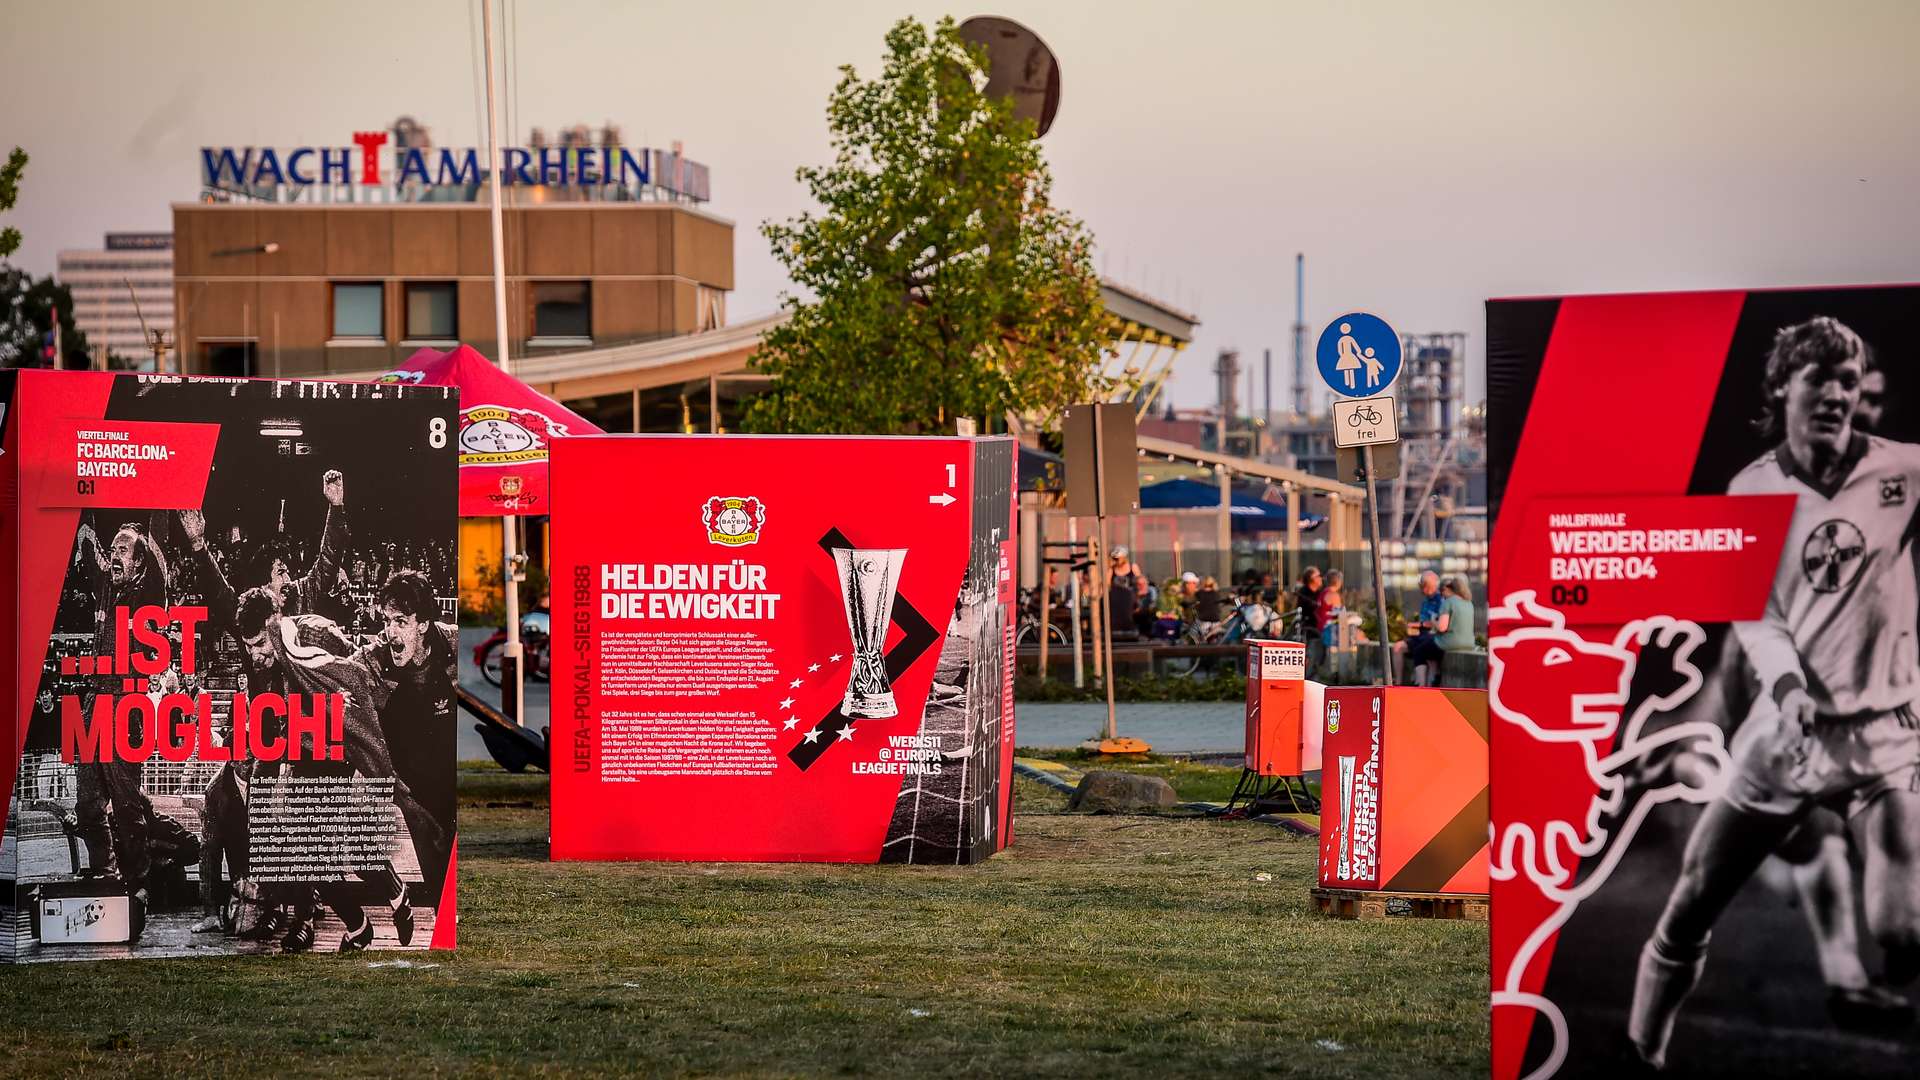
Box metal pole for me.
[1037,536,1052,683]
[1099,515,1117,741]
[482,0,525,725]
[1363,444,1392,687]
[1087,528,1103,683]
[1293,254,1306,416]
[1068,517,1084,689]
[1215,463,1232,583]
[1262,347,1272,453]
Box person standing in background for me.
[1295,567,1325,674]
[1107,545,1139,641]
[1435,576,1477,684]
[1318,569,1346,677]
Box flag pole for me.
[481,0,524,725]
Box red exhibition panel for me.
[2,370,460,962]
[550,435,1016,864]
[1488,284,1920,1079]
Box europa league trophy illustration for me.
[833,547,907,719]
[1335,754,1357,880]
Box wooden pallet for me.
[1310,887,1489,922]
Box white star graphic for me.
[782,716,801,730]
[808,663,821,672]
[779,696,795,710]
[829,654,843,662]
[837,724,857,742]
[790,678,803,688]
[802,728,823,743]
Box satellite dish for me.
[958,16,1061,138]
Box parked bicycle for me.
[1160,596,1295,676]
[1014,587,1069,646]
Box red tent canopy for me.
[387,345,604,516]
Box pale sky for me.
[6,0,1919,411]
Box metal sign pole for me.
[1363,444,1392,687]
[1092,404,1118,742]
[481,0,524,725]
[1099,513,1118,741]
[1068,517,1084,688]
[1037,554,1052,681]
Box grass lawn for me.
[0,765,1486,1078]
[1016,748,1318,806]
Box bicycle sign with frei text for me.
[1332,395,1398,448]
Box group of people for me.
[1035,547,1481,687]
[1293,566,1477,684]
[1034,547,1225,642]
[64,468,456,953]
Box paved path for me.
[1011,702,1244,754]
[455,627,1245,762]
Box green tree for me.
[1,265,95,368]
[0,148,25,259]
[744,17,1109,435]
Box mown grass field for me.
[0,766,1486,1078]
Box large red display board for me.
[550,435,1016,864]
[1,371,460,962]
[1488,285,1920,1079]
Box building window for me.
[203,342,257,378]
[404,282,457,341]
[331,282,384,340]
[529,281,590,342]
[639,378,711,434]
[566,390,636,434]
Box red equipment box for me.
[1244,640,1318,776]
[550,434,1016,864]
[1316,687,1489,893]
[2,370,460,962]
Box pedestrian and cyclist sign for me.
[1333,395,1398,448]
[1315,312,1402,398]
[1317,311,1401,686]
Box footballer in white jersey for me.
[1724,435,1920,817]
[1630,316,1920,1069]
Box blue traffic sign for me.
[1315,312,1401,398]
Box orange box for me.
[1317,686,1488,894]
[1244,640,1319,776]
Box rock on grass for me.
[1067,769,1177,813]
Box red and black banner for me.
[550,435,1017,864]
[1,371,459,961]
[1489,286,1920,1078]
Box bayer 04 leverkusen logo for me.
[703,496,765,546]
[1801,518,1866,593]
[457,405,570,467]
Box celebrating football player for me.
[350,569,456,922]
[69,516,176,923]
